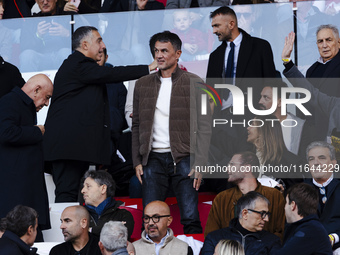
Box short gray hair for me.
[72,26,98,51]
[316,24,339,39]
[237,191,270,219]
[100,221,128,252]
[306,141,336,161]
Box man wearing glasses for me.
[304,141,340,252]
[201,191,281,255]
[276,183,332,255]
[204,152,285,240]
[133,201,193,255]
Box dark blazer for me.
[43,50,149,165]
[0,87,50,229]
[206,28,277,96]
[206,29,277,160]
[0,231,37,255]
[304,52,340,140]
[0,56,25,99]
[305,178,340,250]
[276,214,332,255]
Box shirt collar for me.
[146,229,169,244]
[313,174,334,187]
[317,56,333,64]
[228,31,243,48]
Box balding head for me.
[22,74,53,112]
[143,201,172,244]
[60,205,90,243]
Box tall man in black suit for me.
[206,6,277,165]
[43,26,157,203]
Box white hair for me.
[100,221,127,252]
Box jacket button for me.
[104,125,108,128]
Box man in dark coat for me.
[81,170,134,239]
[43,26,157,203]
[201,192,281,255]
[0,74,53,234]
[303,24,340,141]
[206,6,277,163]
[304,141,340,251]
[0,56,25,98]
[276,183,332,255]
[0,205,39,255]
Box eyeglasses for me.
[247,209,271,219]
[320,186,327,204]
[142,215,171,223]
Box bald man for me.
[133,201,193,255]
[50,206,101,255]
[0,74,53,238]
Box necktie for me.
[225,41,235,78]
[223,41,235,100]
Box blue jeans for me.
[142,152,202,234]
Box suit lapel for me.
[236,29,253,78]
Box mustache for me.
[258,104,266,110]
[147,225,158,230]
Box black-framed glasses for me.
[320,186,327,204]
[247,209,271,219]
[142,215,171,223]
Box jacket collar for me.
[3,231,38,254]
[155,65,184,83]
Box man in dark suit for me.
[305,141,340,251]
[0,74,53,237]
[303,24,340,141]
[43,26,157,203]
[206,6,276,164]
[0,205,39,254]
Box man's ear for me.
[98,241,105,252]
[277,98,281,110]
[101,184,107,195]
[34,85,41,95]
[290,200,296,212]
[80,218,87,229]
[82,40,89,51]
[176,50,182,60]
[241,208,248,220]
[167,216,173,227]
[27,225,34,236]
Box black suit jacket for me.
[304,51,340,140]
[305,178,340,250]
[206,29,276,159]
[43,51,149,165]
[206,28,276,88]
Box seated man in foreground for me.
[201,191,281,255]
[133,201,193,255]
[0,205,39,255]
[49,205,101,255]
[276,183,332,254]
[99,221,130,255]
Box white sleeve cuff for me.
[332,233,339,244]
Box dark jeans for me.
[52,160,89,203]
[142,152,202,234]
